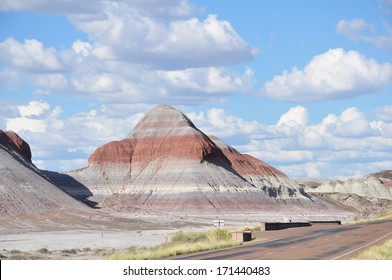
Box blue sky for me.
[0,0,391,178]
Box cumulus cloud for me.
[0,0,256,105]
[0,38,66,72]
[324,107,373,137]
[75,9,257,69]
[18,100,50,117]
[7,102,64,133]
[261,48,392,102]
[276,106,309,135]
[2,1,256,69]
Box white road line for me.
[331,231,392,260]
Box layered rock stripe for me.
[0,130,90,218]
[68,105,331,213]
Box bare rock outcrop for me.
[210,136,310,200]
[306,172,392,200]
[0,130,90,219]
[0,130,32,163]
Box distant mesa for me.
[66,104,330,213]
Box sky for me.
[0,0,391,179]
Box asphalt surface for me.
[172,220,392,260]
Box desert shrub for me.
[171,231,208,244]
[10,249,21,254]
[250,225,261,231]
[9,252,49,260]
[208,229,232,241]
[61,249,78,255]
[37,248,50,254]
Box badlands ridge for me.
[1,105,391,231]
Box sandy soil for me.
[0,210,354,259]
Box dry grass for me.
[357,239,392,260]
[108,228,241,260]
[344,210,392,225]
[8,251,50,260]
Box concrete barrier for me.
[232,231,252,242]
[260,222,311,231]
[309,220,341,225]
[260,220,341,231]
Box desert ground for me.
[0,210,355,259]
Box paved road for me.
[172,220,392,260]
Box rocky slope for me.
[302,171,392,218]
[0,130,90,219]
[306,173,392,200]
[66,105,332,214]
[0,130,32,163]
[210,136,310,200]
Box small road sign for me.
[213,220,225,229]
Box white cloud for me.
[6,118,48,133]
[336,19,373,40]
[0,0,102,16]
[326,107,372,137]
[75,8,257,69]
[280,162,324,178]
[158,66,254,94]
[276,106,309,129]
[148,14,257,68]
[65,60,254,106]
[18,100,50,117]
[7,103,64,133]
[0,38,66,72]
[1,0,197,21]
[0,0,256,106]
[337,18,392,49]
[35,74,68,91]
[72,74,117,94]
[261,48,392,102]
[71,40,92,56]
[188,108,263,138]
[375,105,392,122]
